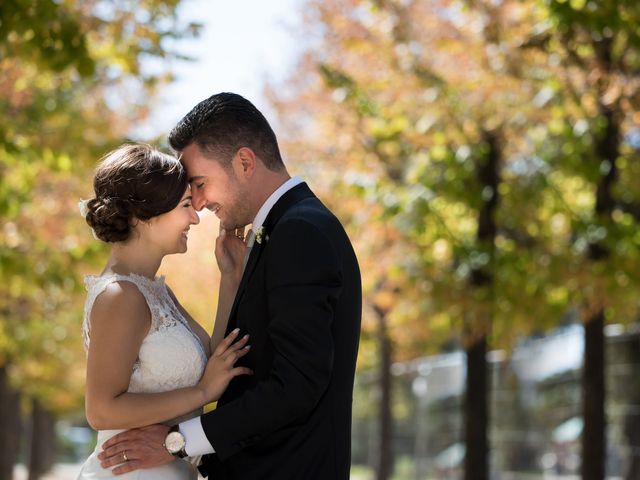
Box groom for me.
[99,92,362,478]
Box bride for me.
[77,143,250,479]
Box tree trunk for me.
[581,310,606,480]
[0,364,22,479]
[623,331,640,480]
[373,303,393,480]
[465,336,489,480]
[464,130,500,480]
[581,101,619,480]
[28,399,56,480]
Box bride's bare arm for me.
[210,229,246,352]
[210,275,241,353]
[84,282,251,431]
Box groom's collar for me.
[263,182,315,234]
[250,176,303,236]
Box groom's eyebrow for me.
[188,175,205,183]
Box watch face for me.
[165,431,186,453]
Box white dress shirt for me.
[179,176,303,456]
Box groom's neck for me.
[249,168,291,220]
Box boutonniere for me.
[255,226,268,245]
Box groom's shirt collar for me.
[249,176,303,245]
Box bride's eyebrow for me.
[181,194,193,202]
[188,175,205,183]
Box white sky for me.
[139,0,305,140]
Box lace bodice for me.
[82,273,208,396]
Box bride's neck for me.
[104,241,163,280]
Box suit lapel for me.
[261,182,314,234]
[225,183,316,333]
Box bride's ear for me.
[130,216,149,236]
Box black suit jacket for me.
[198,183,361,479]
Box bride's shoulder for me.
[82,275,153,349]
[88,278,151,327]
[93,278,145,300]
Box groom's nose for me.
[192,190,207,211]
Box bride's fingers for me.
[227,334,250,352]
[230,366,253,378]
[222,344,251,364]
[213,328,240,356]
[220,335,250,362]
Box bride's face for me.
[143,187,200,255]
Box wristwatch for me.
[164,425,188,458]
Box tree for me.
[522,1,640,477]
[271,1,564,478]
[269,0,640,478]
[0,0,199,476]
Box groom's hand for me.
[98,424,173,475]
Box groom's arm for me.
[200,217,341,460]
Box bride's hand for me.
[215,227,248,281]
[197,329,252,402]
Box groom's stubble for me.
[216,168,255,231]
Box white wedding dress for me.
[77,273,208,479]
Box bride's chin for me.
[168,244,188,255]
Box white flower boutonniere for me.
[255,226,268,245]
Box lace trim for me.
[82,273,205,360]
[82,273,162,350]
[81,272,208,405]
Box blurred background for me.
[1,0,640,479]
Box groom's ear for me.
[235,147,257,178]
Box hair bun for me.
[85,197,131,243]
[85,144,187,243]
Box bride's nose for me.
[190,208,200,225]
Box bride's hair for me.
[85,144,187,243]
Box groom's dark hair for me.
[169,92,285,172]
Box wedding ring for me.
[122,450,128,462]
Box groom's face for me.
[181,143,253,230]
